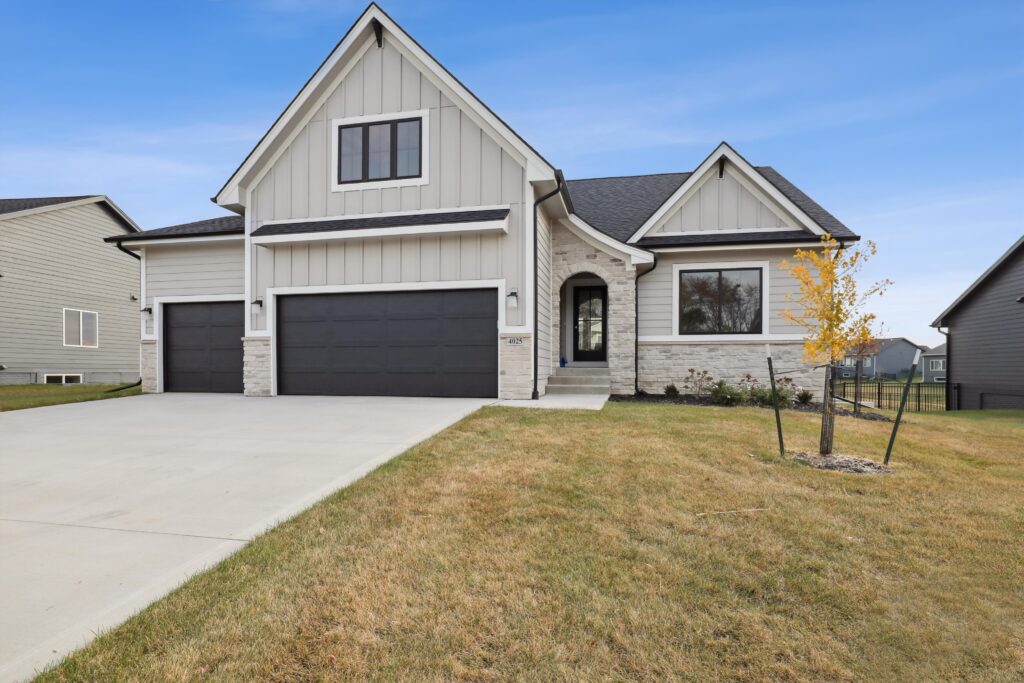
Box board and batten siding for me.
[0,202,139,384]
[143,243,245,335]
[638,249,805,337]
[247,36,528,330]
[649,168,796,235]
[536,206,553,392]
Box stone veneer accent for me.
[550,224,637,395]
[243,337,272,397]
[140,340,158,393]
[499,333,533,399]
[638,342,825,398]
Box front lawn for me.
[0,383,141,412]
[39,404,1023,681]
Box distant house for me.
[922,343,946,383]
[0,196,141,385]
[840,337,925,380]
[932,235,1024,410]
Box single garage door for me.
[163,301,244,393]
[277,289,498,397]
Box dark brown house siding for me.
[945,247,1024,410]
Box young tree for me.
[781,235,891,454]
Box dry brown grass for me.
[38,404,1024,682]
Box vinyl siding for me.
[947,250,1024,409]
[536,205,552,391]
[143,243,245,335]
[637,249,806,336]
[0,203,139,383]
[650,166,796,235]
[248,36,527,330]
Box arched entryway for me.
[558,272,608,367]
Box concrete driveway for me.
[0,393,489,681]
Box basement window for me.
[44,374,83,384]
[63,308,99,348]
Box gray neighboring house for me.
[0,196,141,385]
[921,343,946,383]
[932,235,1024,410]
[839,337,925,380]
[105,3,862,400]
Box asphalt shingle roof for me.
[251,208,509,237]
[0,196,97,217]
[106,215,244,242]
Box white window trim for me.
[43,373,83,384]
[929,359,946,371]
[670,261,770,341]
[62,308,99,348]
[263,279,510,396]
[329,109,430,193]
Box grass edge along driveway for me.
[38,403,1024,682]
[0,383,140,412]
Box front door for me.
[572,285,607,362]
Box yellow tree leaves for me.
[781,235,891,364]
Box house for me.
[839,337,925,381]
[921,343,946,383]
[0,196,141,385]
[932,235,1024,410]
[105,3,860,400]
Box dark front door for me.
[573,285,607,362]
[163,301,244,393]
[277,289,498,397]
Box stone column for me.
[243,337,272,397]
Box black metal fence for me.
[837,381,950,412]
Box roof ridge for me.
[567,171,691,182]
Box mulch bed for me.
[611,393,895,423]
[792,451,891,474]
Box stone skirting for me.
[141,340,158,393]
[499,334,533,399]
[638,342,825,398]
[550,225,637,395]
[243,337,272,397]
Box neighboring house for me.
[0,196,141,385]
[839,337,926,380]
[106,3,860,400]
[932,235,1024,410]
[922,343,946,383]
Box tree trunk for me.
[819,363,836,455]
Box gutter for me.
[634,256,658,394]
[532,171,565,400]
[113,241,141,261]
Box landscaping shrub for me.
[748,386,774,406]
[710,380,745,406]
[681,368,714,396]
[796,389,814,405]
[664,383,680,397]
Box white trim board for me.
[649,242,828,254]
[329,109,430,193]
[251,217,508,246]
[258,204,511,227]
[670,261,770,340]
[263,279,515,396]
[627,142,826,243]
[118,235,244,249]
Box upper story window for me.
[331,111,428,191]
[929,358,946,371]
[63,308,98,348]
[676,266,763,335]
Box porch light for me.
[251,297,264,314]
[506,289,518,309]
[141,306,153,316]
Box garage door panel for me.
[164,302,243,393]
[278,290,497,397]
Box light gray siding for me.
[650,167,796,235]
[536,205,552,392]
[248,37,528,329]
[0,203,139,384]
[638,249,807,336]
[143,242,245,335]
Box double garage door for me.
[162,290,498,397]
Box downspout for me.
[937,325,951,410]
[532,171,565,400]
[114,240,141,261]
[634,256,658,394]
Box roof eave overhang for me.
[106,233,244,248]
[564,214,654,266]
[0,195,139,233]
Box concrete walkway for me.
[496,393,609,410]
[0,393,488,682]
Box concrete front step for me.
[553,367,611,377]
[546,384,611,395]
[548,374,611,386]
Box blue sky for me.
[2,0,1022,346]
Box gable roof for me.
[932,234,1024,327]
[214,2,555,210]
[922,343,946,356]
[0,195,139,232]
[565,160,858,247]
[106,215,244,243]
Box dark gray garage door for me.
[277,289,498,397]
[163,301,244,393]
